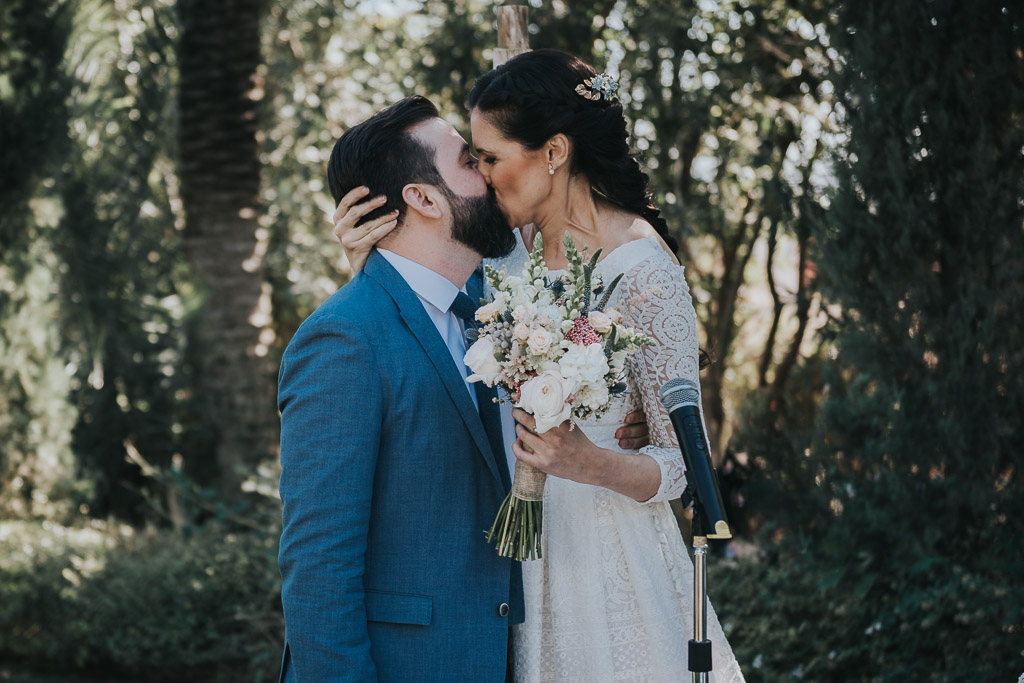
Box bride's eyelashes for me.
[474,152,497,166]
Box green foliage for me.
[261,0,431,341]
[0,0,83,520]
[813,0,1024,575]
[728,0,1024,679]
[714,548,1024,682]
[58,0,197,515]
[1,0,196,520]
[0,515,282,681]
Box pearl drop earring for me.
[548,163,555,175]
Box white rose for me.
[513,322,531,341]
[588,310,613,334]
[463,338,503,386]
[526,329,553,355]
[606,308,623,323]
[517,371,572,433]
[475,302,502,323]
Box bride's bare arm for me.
[332,186,398,273]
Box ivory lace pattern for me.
[487,236,745,683]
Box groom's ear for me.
[401,183,444,221]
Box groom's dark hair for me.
[327,95,446,230]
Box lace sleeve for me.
[619,254,705,503]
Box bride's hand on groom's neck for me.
[332,185,399,274]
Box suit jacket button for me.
[498,602,510,618]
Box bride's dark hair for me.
[467,49,678,254]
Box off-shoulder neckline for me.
[546,235,666,276]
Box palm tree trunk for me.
[178,0,276,489]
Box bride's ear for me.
[401,183,444,220]
[546,133,571,173]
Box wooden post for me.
[494,5,530,67]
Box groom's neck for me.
[382,224,481,288]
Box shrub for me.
[0,520,283,682]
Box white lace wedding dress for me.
[487,235,745,683]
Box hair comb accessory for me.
[574,73,619,102]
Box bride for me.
[335,49,744,683]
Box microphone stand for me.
[685,487,713,683]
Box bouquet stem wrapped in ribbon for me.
[465,232,655,561]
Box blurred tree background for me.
[1,0,1021,681]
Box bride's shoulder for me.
[603,210,679,266]
[629,218,679,264]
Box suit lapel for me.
[466,267,512,492]
[364,252,505,488]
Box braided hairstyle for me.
[467,49,678,254]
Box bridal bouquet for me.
[463,232,655,560]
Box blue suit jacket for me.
[278,250,524,682]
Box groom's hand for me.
[332,186,398,273]
[615,410,650,450]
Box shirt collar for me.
[377,249,464,313]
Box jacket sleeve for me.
[278,312,382,681]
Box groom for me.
[277,95,523,681]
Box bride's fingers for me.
[511,437,540,463]
[333,186,371,219]
[515,423,546,457]
[337,210,398,248]
[511,408,537,432]
[332,191,387,233]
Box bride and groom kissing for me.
[277,50,745,682]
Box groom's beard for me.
[447,189,516,259]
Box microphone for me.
[658,378,731,539]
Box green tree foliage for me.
[0,1,84,519]
[57,0,194,518]
[260,0,441,340]
[731,1,1024,679]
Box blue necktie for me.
[452,269,512,492]
[450,291,479,326]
